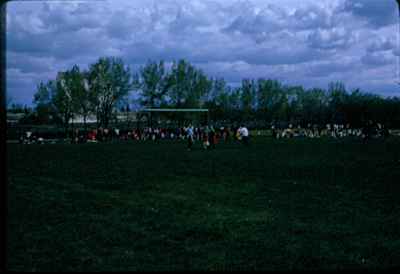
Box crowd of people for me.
[17,120,391,146]
[18,124,252,149]
[79,124,250,150]
[271,121,390,142]
[18,130,46,145]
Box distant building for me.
[70,114,98,124]
[70,112,138,124]
[7,111,140,125]
[7,113,25,125]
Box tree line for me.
[11,56,400,131]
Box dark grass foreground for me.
[7,137,400,271]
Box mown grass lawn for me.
[6,137,400,271]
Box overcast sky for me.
[6,0,400,106]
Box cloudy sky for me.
[6,0,400,106]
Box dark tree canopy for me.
[28,57,400,130]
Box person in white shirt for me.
[186,124,194,151]
[238,125,249,145]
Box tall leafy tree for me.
[297,88,328,124]
[52,72,76,134]
[207,78,231,120]
[328,81,347,123]
[167,59,212,108]
[227,87,242,121]
[138,60,169,108]
[30,57,400,129]
[33,81,58,124]
[274,87,290,122]
[87,57,134,128]
[58,65,92,131]
[256,79,285,122]
[69,66,91,131]
[240,79,256,120]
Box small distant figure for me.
[203,126,210,150]
[238,124,249,146]
[362,120,374,144]
[88,129,97,142]
[26,130,32,144]
[209,125,216,149]
[186,124,194,151]
[72,129,79,144]
[19,131,24,144]
[382,124,390,139]
[271,125,277,139]
[114,128,120,140]
[103,128,110,142]
[223,127,231,143]
[98,128,104,142]
[235,127,242,142]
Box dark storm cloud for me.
[7,52,53,74]
[222,3,287,44]
[168,4,209,35]
[6,1,108,60]
[290,4,334,30]
[106,9,145,40]
[40,2,101,33]
[7,31,53,55]
[51,29,114,59]
[221,2,339,44]
[366,37,396,52]
[393,47,400,56]
[125,40,193,63]
[361,52,394,67]
[305,60,358,78]
[125,33,325,66]
[306,27,356,50]
[7,27,113,60]
[236,46,327,66]
[341,0,398,28]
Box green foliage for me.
[240,79,256,119]
[29,57,400,128]
[138,60,169,107]
[87,57,134,128]
[32,81,58,124]
[67,65,91,128]
[53,72,75,132]
[257,79,285,121]
[167,59,212,108]
[207,78,232,120]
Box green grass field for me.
[7,137,400,271]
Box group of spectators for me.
[185,124,249,150]
[75,125,250,149]
[17,120,390,145]
[18,130,45,144]
[17,124,252,149]
[271,121,390,141]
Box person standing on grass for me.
[236,126,241,142]
[382,124,390,140]
[203,125,210,150]
[362,120,374,144]
[186,124,194,151]
[239,124,249,146]
[209,125,216,149]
